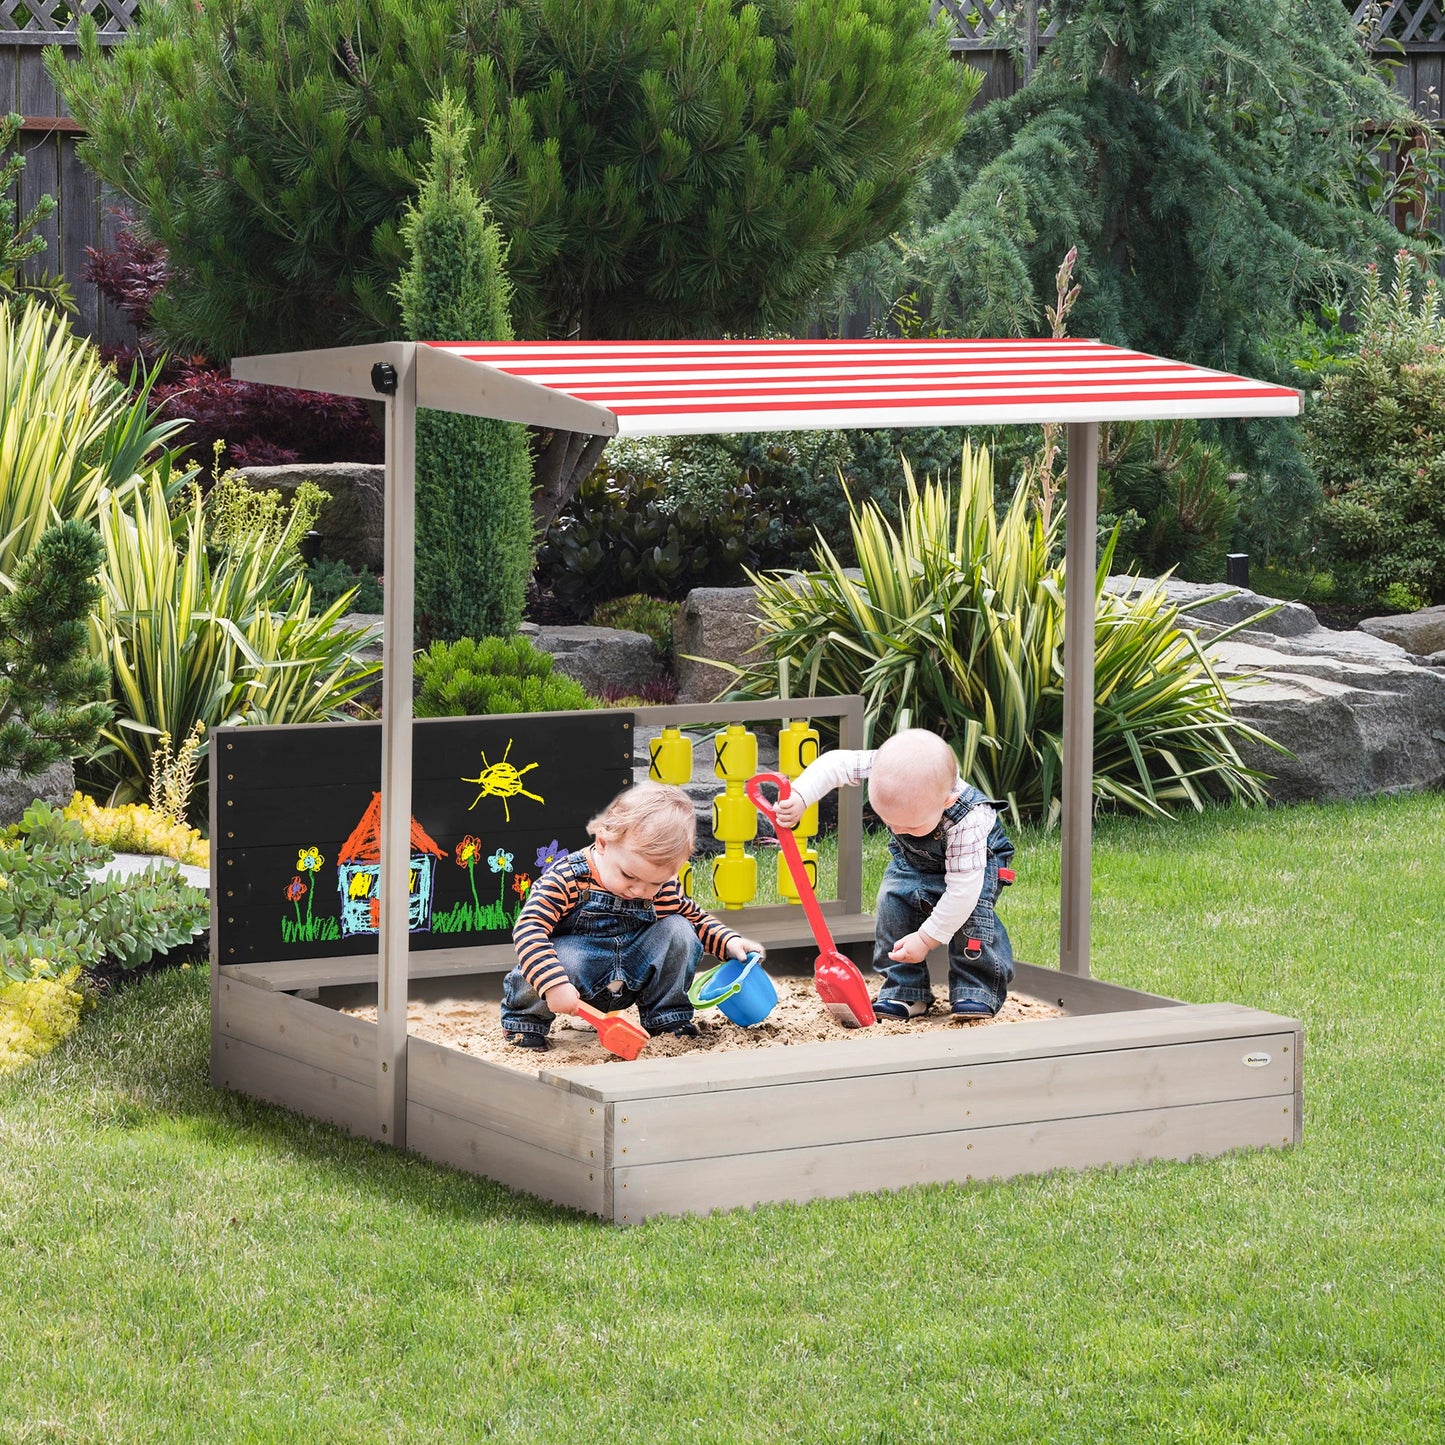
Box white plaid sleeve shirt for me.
[791,748,995,947]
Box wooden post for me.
[376,345,418,1145]
[1060,421,1098,977]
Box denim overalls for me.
[500,853,702,1039]
[872,784,1016,1015]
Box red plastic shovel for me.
[746,772,876,1029]
[574,1001,649,1060]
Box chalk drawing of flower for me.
[285,876,307,902]
[512,872,532,899]
[535,839,564,874]
[297,846,324,874]
[487,849,514,875]
[455,835,481,867]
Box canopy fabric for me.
[425,338,1301,436]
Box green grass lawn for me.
[3,794,1442,1443]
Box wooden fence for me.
[3,1,1440,347]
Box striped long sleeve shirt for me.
[512,848,740,996]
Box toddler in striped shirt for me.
[502,782,764,1051]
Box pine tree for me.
[55,0,974,356]
[0,521,113,779]
[840,0,1425,556]
[396,97,534,644]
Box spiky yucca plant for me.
[732,446,1275,825]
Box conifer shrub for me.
[1305,251,1445,607]
[414,637,595,719]
[396,98,533,644]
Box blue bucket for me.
[693,952,777,1027]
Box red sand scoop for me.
[574,1001,649,1060]
[746,773,876,1029]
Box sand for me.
[343,975,1064,1073]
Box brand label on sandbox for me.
[1241,1052,1272,1068]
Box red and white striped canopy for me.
[425,338,1300,437]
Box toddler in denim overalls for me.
[503,782,765,1051]
[773,728,1015,1018]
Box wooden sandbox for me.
[210,697,1302,1223]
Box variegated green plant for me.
[0,298,181,582]
[730,446,1277,825]
[87,473,379,806]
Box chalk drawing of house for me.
[336,792,446,936]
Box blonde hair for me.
[588,782,697,867]
[869,729,959,811]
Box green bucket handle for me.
[688,962,744,1009]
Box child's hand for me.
[887,932,935,965]
[773,792,807,830]
[727,936,766,962]
[544,982,581,1016]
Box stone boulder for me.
[0,759,75,827]
[241,462,385,574]
[1108,578,1445,803]
[522,623,664,701]
[673,585,765,704]
[1358,604,1445,660]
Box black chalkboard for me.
[214,713,634,965]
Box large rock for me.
[0,759,75,826]
[522,623,664,701]
[1359,605,1445,659]
[673,586,764,703]
[241,463,385,574]
[1108,578,1445,803]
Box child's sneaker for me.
[507,1031,549,1051]
[873,997,931,1020]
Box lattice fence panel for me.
[930,0,1061,50]
[1353,1,1445,45]
[0,0,136,41]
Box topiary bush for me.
[305,556,384,614]
[397,97,534,644]
[414,636,596,718]
[1305,250,1445,607]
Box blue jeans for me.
[501,897,702,1038]
[872,848,1015,1014]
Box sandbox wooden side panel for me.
[212,978,382,1141]
[610,1094,1296,1223]
[610,1031,1299,1167]
[406,1037,607,1216]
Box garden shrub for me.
[396,98,533,643]
[1305,251,1445,607]
[0,801,208,982]
[728,447,1273,825]
[64,793,208,869]
[1097,420,1239,583]
[87,472,380,808]
[202,452,329,562]
[0,298,183,583]
[414,637,595,718]
[588,594,678,665]
[0,520,113,780]
[83,219,382,467]
[306,557,383,614]
[0,964,90,1076]
[536,466,770,614]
